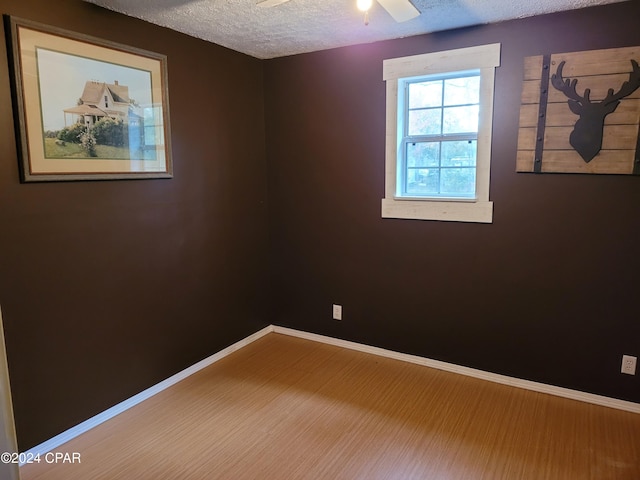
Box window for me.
[402,72,479,198]
[382,44,501,223]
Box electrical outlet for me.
[621,355,637,375]
[332,304,342,321]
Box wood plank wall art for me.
[516,46,640,174]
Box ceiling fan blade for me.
[377,0,420,22]
[256,0,291,7]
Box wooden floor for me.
[21,333,640,479]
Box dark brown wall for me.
[265,2,640,403]
[0,0,269,450]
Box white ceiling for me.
[83,0,628,59]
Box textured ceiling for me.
[83,0,628,59]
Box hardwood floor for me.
[21,333,640,479]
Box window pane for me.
[409,81,442,108]
[441,140,477,167]
[406,167,439,195]
[440,167,476,196]
[442,105,479,134]
[398,71,484,200]
[444,76,480,106]
[406,142,439,167]
[408,108,441,135]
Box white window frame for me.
[382,43,501,223]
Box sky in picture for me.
[36,48,153,131]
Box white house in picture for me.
[63,80,141,128]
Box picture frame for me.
[4,16,173,182]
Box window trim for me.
[381,43,501,223]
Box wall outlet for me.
[621,355,637,375]
[332,304,342,321]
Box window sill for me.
[381,198,493,223]
[394,195,478,203]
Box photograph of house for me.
[0,0,638,479]
[33,46,154,161]
[63,80,140,128]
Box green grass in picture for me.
[44,138,137,159]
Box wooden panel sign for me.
[516,46,640,174]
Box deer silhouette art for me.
[550,59,640,162]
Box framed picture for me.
[4,16,173,182]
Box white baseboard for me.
[21,325,274,465]
[23,323,639,464]
[272,325,640,414]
